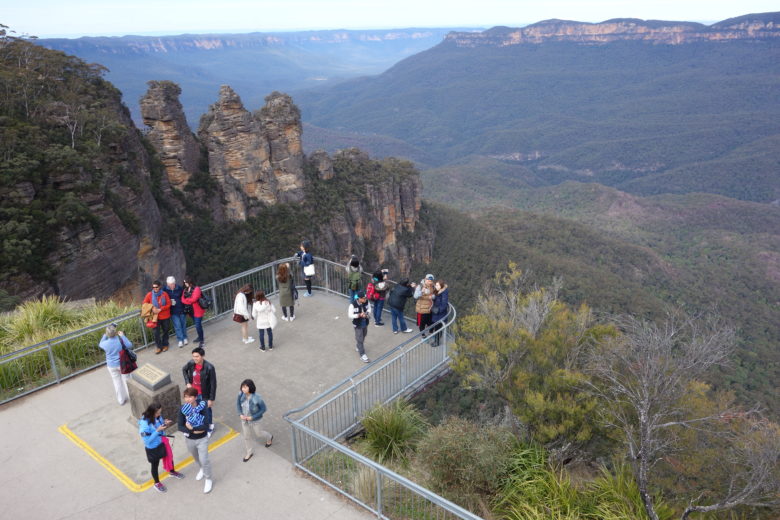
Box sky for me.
[4,0,779,38]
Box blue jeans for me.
[390,307,407,332]
[258,328,273,349]
[193,316,204,344]
[373,299,385,324]
[171,313,187,342]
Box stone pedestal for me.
[128,363,180,426]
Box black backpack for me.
[198,293,213,310]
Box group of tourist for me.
[98,328,274,495]
[141,277,207,354]
[346,260,450,362]
[97,239,451,495]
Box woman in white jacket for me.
[233,284,254,344]
[251,290,277,351]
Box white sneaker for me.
[290,315,295,321]
[196,468,204,481]
[246,337,255,344]
[281,316,288,322]
[361,354,370,363]
[177,341,183,348]
[203,479,213,493]
[184,338,189,345]
[403,329,413,333]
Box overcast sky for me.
[4,0,778,38]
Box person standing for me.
[143,280,171,354]
[182,347,217,438]
[296,240,314,297]
[348,291,372,363]
[178,388,213,494]
[430,280,450,346]
[236,378,273,462]
[366,269,389,326]
[98,323,133,405]
[415,276,435,336]
[346,255,362,301]
[139,403,184,493]
[251,290,277,352]
[181,277,205,347]
[387,279,416,334]
[164,276,188,348]
[233,284,254,344]
[276,263,296,321]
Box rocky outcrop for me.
[446,13,780,47]
[140,80,200,189]
[308,149,334,180]
[197,86,306,220]
[310,150,432,275]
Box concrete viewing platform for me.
[0,291,409,519]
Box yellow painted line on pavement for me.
[58,423,239,492]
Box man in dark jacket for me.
[164,276,188,348]
[387,279,416,334]
[182,347,217,437]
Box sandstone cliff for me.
[446,12,780,47]
[139,80,200,190]
[197,86,306,220]
[311,149,432,274]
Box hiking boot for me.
[154,482,166,493]
[161,346,168,352]
[155,348,162,355]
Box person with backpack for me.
[143,280,171,354]
[415,276,435,336]
[346,255,362,301]
[348,291,372,363]
[181,277,206,347]
[387,279,416,334]
[98,323,134,405]
[366,269,389,326]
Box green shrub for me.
[417,416,516,510]
[362,400,428,464]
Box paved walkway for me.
[0,291,407,519]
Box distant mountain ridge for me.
[446,12,780,46]
[39,28,476,124]
[43,28,466,55]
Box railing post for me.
[210,286,218,315]
[376,471,383,516]
[290,423,299,463]
[272,263,278,295]
[325,260,331,294]
[350,378,359,422]
[46,342,61,383]
[140,315,148,347]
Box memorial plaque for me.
[132,363,171,391]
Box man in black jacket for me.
[387,279,416,334]
[182,347,217,437]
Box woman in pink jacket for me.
[181,277,206,347]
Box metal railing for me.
[0,255,307,404]
[283,270,479,519]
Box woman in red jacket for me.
[144,280,171,354]
[181,277,206,347]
